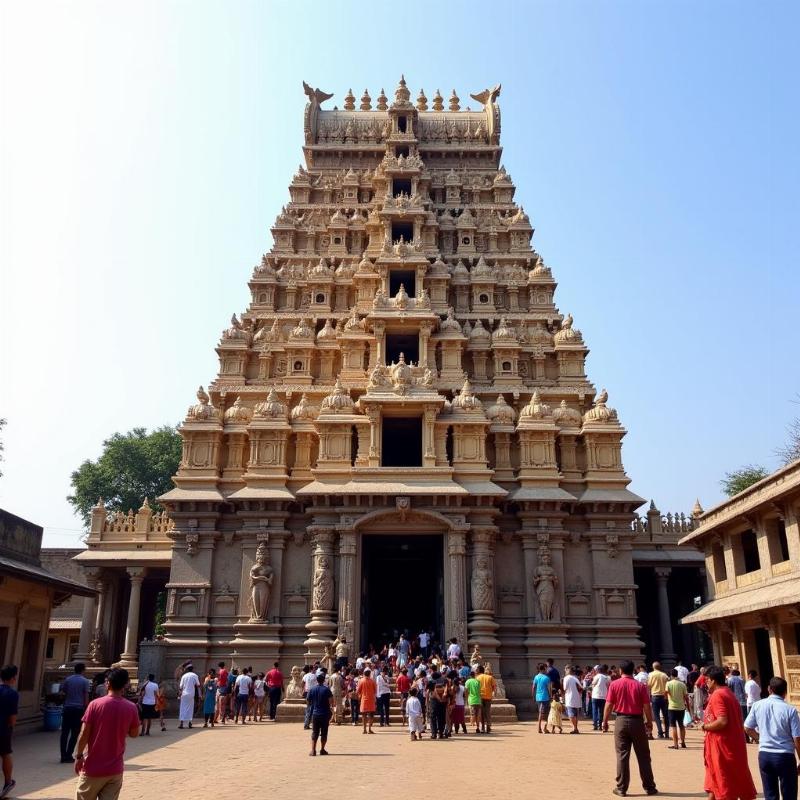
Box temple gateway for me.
[71,78,708,712]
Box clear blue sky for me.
[1,1,797,546]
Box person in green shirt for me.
[464,673,483,734]
[666,668,689,749]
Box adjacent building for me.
[680,458,800,708]
[0,510,94,726]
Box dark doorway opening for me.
[382,417,422,466]
[389,268,415,297]
[361,534,443,651]
[393,178,412,197]
[391,221,414,243]
[386,332,419,365]
[753,628,774,697]
[397,116,408,133]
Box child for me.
[155,683,168,731]
[406,687,424,740]
[546,689,564,734]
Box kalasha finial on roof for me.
[395,75,410,105]
[692,498,704,518]
[343,88,355,111]
[432,89,444,112]
[449,89,460,111]
[416,88,428,111]
[377,88,388,111]
[360,89,371,111]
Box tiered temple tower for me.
[160,78,646,709]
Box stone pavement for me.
[12,718,763,800]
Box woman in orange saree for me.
[701,666,756,800]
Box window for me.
[333,236,341,245]
[315,293,326,304]
[777,520,790,562]
[392,179,412,197]
[478,293,489,304]
[395,145,410,158]
[385,333,419,365]
[740,529,760,573]
[711,539,727,582]
[389,269,415,297]
[45,637,55,659]
[293,360,303,372]
[381,417,422,467]
[391,221,413,243]
[501,361,512,372]
[19,629,40,691]
[397,116,408,133]
[462,237,471,245]
[68,636,79,662]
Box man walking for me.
[532,663,552,734]
[376,666,392,727]
[591,665,611,732]
[302,665,316,729]
[647,661,669,739]
[665,668,689,749]
[602,660,658,797]
[563,665,583,734]
[476,665,496,734]
[177,664,200,729]
[744,676,800,800]
[60,663,91,763]
[0,666,19,799]
[307,673,334,756]
[265,662,283,721]
[234,668,252,724]
[73,667,140,800]
[727,668,747,731]
[546,658,562,692]
[357,668,377,734]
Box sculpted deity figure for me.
[420,367,434,387]
[533,548,558,621]
[312,555,334,611]
[470,644,483,667]
[249,542,274,621]
[320,641,335,672]
[286,665,305,699]
[470,555,494,612]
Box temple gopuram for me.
[111,77,706,710]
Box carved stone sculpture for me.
[249,542,274,621]
[470,555,494,611]
[312,555,334,611]
[534,548,558,621]
[286,666,305,699]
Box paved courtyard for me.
[13,718,762,800]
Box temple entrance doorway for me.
[360,534,443,653]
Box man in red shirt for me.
[395,667,412,724]
[265,662,284,721]
[602,660,658,797]
[215,661,229,724]
[73,667,141,800]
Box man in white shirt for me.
[562,665,583,734]
[675,661,689,683]
[177,665,200,729]
[418,631,430,659]
[446,638,462,662]
[376,667,392,726]
[234,668,252,724]
[591,665,611,731]
[745,670,761,709]
[138,674,159,736]
[302,666,317,729]
[635,664,649,686]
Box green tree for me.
[720,464,770,497]
[68,426,182,526]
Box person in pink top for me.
[73,667,141,800]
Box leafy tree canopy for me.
[68,426,181,527]
[720,464,770,497]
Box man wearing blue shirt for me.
[532,663,552,734]
[744,676,800,800]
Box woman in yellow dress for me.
[546,689,564,733]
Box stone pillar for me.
[467,527,500,657]
[267,534,286,621]
[447,531,468,645]
[654,567,676,666]
[305,528,338,653]
[423,405,437,466]
[521,536,538,621]
[337,531,357,641]
[73,573,98,663]
[117,568,145,669]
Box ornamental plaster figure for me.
[533,549,558,621]
[470,555,494,612]
[320,641,335,672]
[286,666,305,699]
[312,555,334,611]
[470,644,483,668]
[248,542,274,622]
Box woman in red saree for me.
[701,665,756,800]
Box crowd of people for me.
[0,632,796,800]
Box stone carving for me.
[533,547,558,621]
[470,644,483,667]
[249,542,274,621]
[320,641,335,672]
[471,555,494,611]
[88,630,104,664]
[312,555,334,611]
[396,496,411,521]
[185,533,199,556]
[286,666,305,699]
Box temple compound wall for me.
[67,79,708,713]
